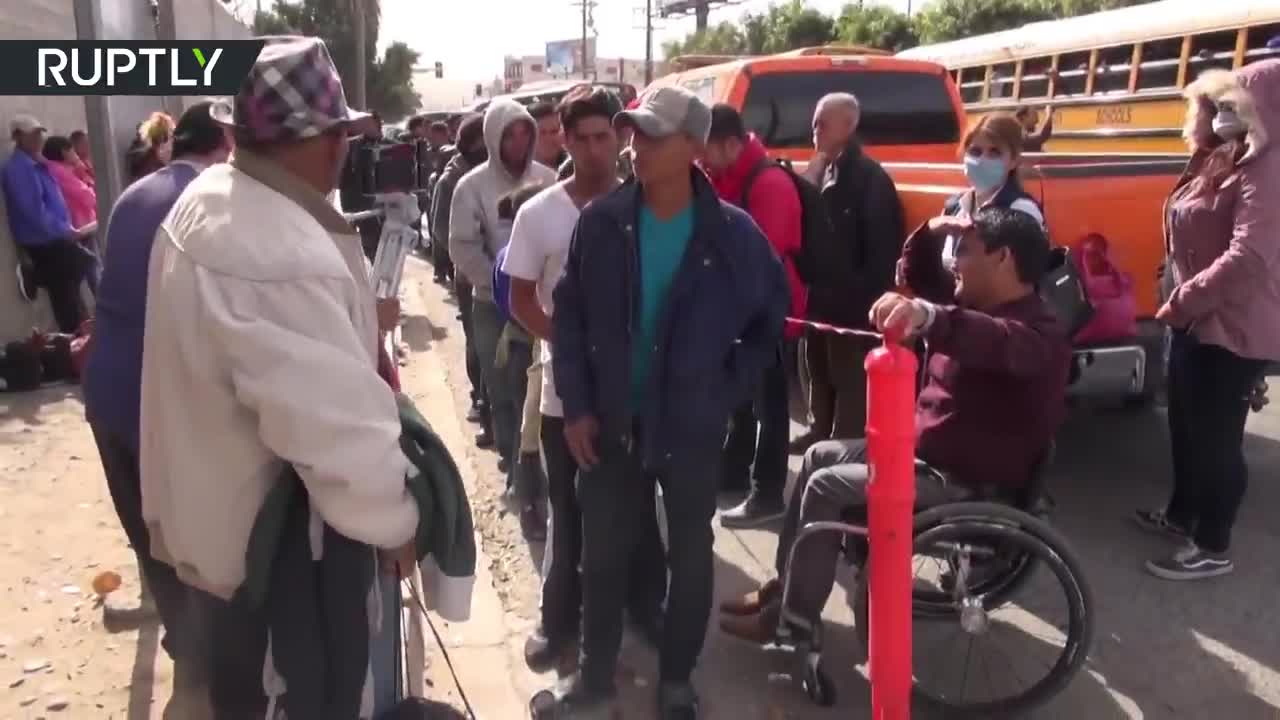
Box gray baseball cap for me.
[614,86,711,144]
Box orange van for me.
[651,48,967,166]
[652,49,1184,405]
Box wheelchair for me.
[776,443,1095,718]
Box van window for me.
[681,76,717,106]
[741,69,960,147]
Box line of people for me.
[23,32,1272,718]
[3,117,100,333]
[3,108,200,337]
[424,57,1280,720]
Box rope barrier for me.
[785,317,885,341]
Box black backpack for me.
[740,159,847,289]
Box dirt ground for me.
[0,263,535,720]
[0,384,175,719]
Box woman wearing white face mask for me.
[1136,60,1280,582]
[923,114,1045,273]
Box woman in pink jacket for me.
[1136,59,1280,581]
[41,134,101,296]
[41,135,97,230]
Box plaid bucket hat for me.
[210,35,369,143]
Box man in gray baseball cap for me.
[539,85,788,718]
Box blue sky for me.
[379,0,919,82]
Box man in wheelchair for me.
[720,206,1073,645]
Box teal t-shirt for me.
[631,204,694,411]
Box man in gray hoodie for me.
[450,99,558,471]
[433,115,490,437]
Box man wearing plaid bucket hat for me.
[139,36,472,717]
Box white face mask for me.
[1212,109,1247,141]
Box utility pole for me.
[695,0,708,31]
[581,0,589,79]
[572,0,598,80]
[351,0,367,109]
[645,0,654,85]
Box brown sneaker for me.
[719,598,781,645]
[719,578,781,616]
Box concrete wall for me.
[0,0,250,342]
[0,0,86,338]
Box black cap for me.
[174,101,227,158]
[708,103,747,142]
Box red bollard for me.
[864,338,918,720]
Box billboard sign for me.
[545,38,595,74]
[658,0,740,17]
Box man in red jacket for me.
[702,104,806,526]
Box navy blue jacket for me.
[552,170,789,467]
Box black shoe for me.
[719,492,786,529]
[475,430,495,449]
[521,503,547,542]
[658,682,699,720]
[1132,508,1192,542]
[529,673,616,720]
[523,626,568,672]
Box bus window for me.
[958,67,985,103]
[989,62,1016,100]
[1245,23,1280,66]
[1054,51,1091,96]
[1095,45,1134,95]
[740,70,960,147]
[1020,57,1052,99]
[1136,36,1183,91]
[1189,30,1239,76]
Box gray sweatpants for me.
[776,439,966,631]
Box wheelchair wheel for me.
[801,652,836,707]
[853,502,1094,718]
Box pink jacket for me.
[46,159,97,229]
[1165,59,1280,361]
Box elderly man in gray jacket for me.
[450,99,557,473]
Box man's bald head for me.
[813,92,861,155]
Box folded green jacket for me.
[237,393,477,621]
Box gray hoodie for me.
[448,99,557,302]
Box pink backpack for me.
[1073,233,1138,344]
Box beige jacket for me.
[139,150,419,600]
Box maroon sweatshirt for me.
[900,224,1072,489]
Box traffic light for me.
[434,61,443,79]
[475,83,483,98]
